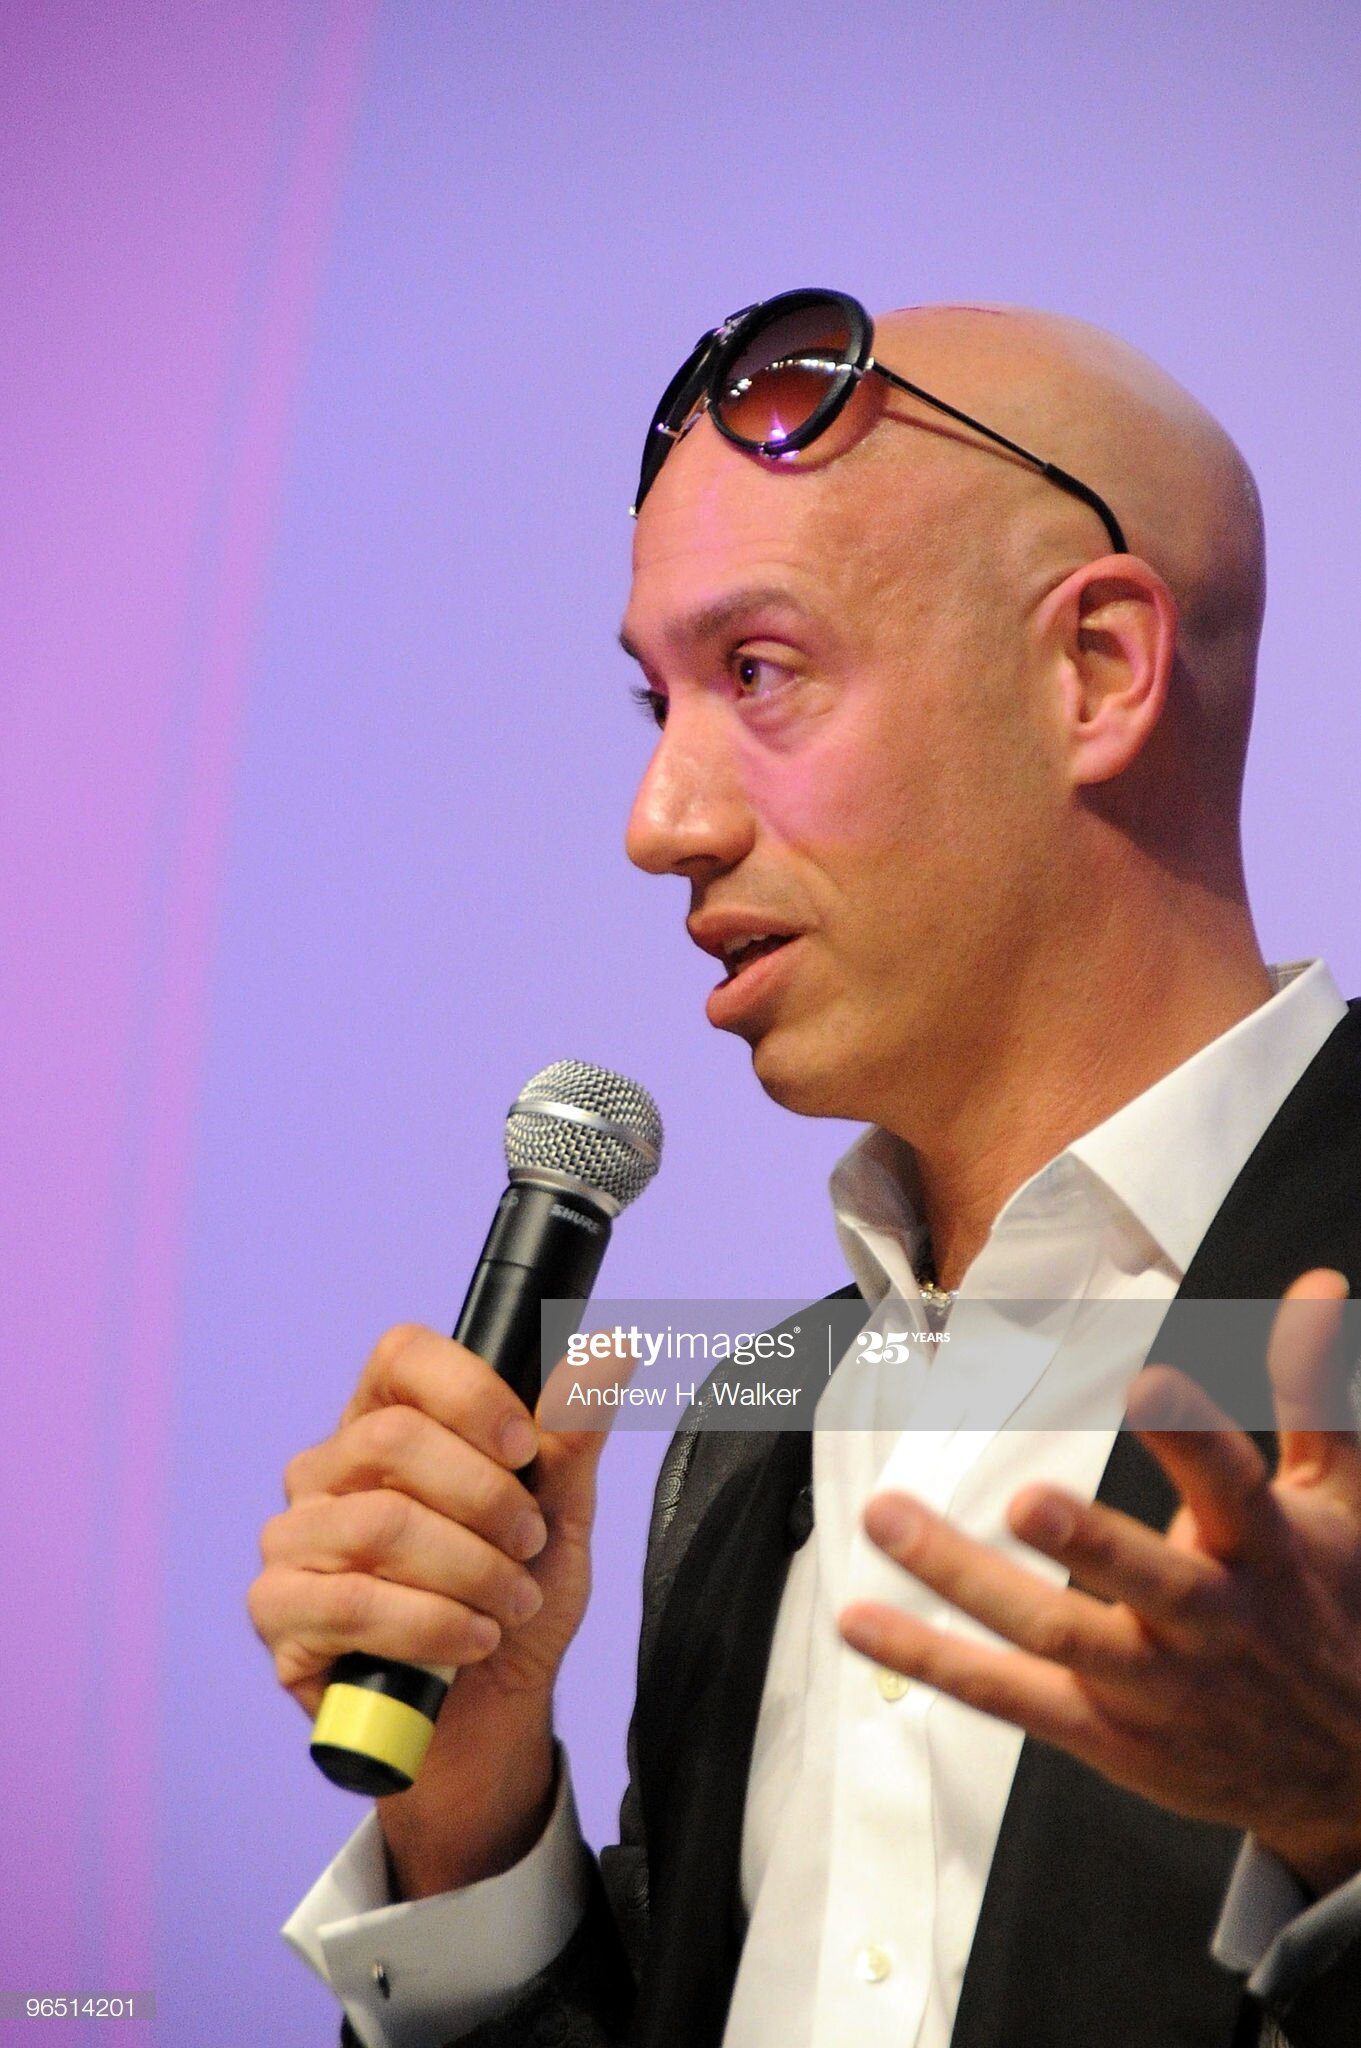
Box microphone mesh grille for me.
[504,1060,663,1211]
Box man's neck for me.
[901,948,1276,1291]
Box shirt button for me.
[876,1666,911,1701]
[855,1943,893,1984]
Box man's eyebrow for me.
[617,587,812,663]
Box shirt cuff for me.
[1213,1835,1361,2006]
[281,1752,590,2048]
[1212,1836,1311,1974]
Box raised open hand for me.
[840,1270,1361,1894]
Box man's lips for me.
[702,933,803,1030]
[686,916,805,981]
[687,915,807,1032]
[717,933,798,982]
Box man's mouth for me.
[720,933,796,981]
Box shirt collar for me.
[831,960,1347,1298]
[1067,958,1346,1273]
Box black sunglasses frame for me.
[632,287,1127,557]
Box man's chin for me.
[744,1024,869,1122]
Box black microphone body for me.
[451,1179,611,1408]
[309,1061,660,1797]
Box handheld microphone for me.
[309,1060,663,1797]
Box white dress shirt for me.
[284,960,1357,2047]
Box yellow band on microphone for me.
[311,1683,436,1785]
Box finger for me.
[340,1324,539,1470]
[284,1406,548,1561]
[259,1489,545,1635]
[838,1600,1103,1755]
[247,1562,504,1696]
[1267,1269,1361,1487]
[1007,1485,1224,1634]
[1126,1365,1278,1562]
[863,1494,1143,1679]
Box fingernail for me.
[1027,1498,1075,1546]
[511,1576,544,1622]
[468,1614,500,1654]
[500,1416,537,1466]
[512,1509,549,1560]
[839,1605,884,1658]
[869,1497,922,1551]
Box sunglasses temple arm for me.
[1038,464,1128,556]
[867,363,1127,554]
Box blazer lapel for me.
[953,1000,1361,2048]
[629,1424,813,2048]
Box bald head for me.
[874,305,1261,607]
[859,304,1266,813]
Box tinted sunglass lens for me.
[716,303,856,448]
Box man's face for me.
[621,416,1058,1133]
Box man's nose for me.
[625,705,756,878]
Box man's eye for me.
[734,654,785,699]
[630,683,668,729]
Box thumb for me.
[1269,1268,1361,1490]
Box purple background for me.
[2,1,1359,2039]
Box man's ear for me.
[1037,558,1179,787]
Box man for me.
[251,293,1361,2046]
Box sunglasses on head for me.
[632,287,1127,555]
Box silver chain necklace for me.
[916,1244,955,1324]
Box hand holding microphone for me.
[247,1061,661,1890]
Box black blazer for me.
[395,1002,1361,2048]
